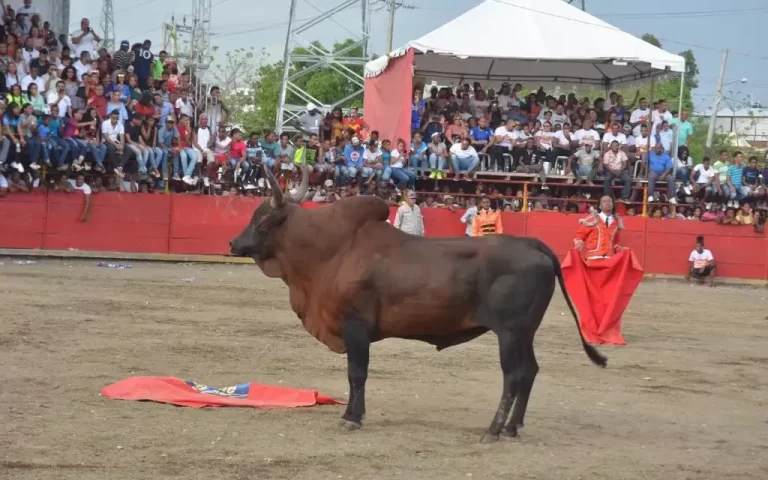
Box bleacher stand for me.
[0,2,764,232]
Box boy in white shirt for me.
[685,235,715,286]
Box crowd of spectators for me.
[0,0,765,233]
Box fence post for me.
[641,186,648,217]
[522,182,529,212]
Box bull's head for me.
[229,165,309,276]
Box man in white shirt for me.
[46,81,72,118]
[101,110,125,174]
[175,94,194,118]
[550,103,569,127]
[491,119,516,172]
[71,18,101,58]
[691,155,716,200]
[574,119,601,149]
[601,123,627,153]
[20,37,39,65]
[20,65,45,92]
[361,140,383,182]
[651,99,673,133]
[450,138,480,181]
[629,97,650,137]
[193,113,214,165]
[73,51,92,85]
[685,236,715,286]
[17,0,39,33]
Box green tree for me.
[641,33,661,48]
[224,39,366,133]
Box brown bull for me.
[230,165,607,442]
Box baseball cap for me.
[120,40,129,47]
[351,136,360,145]
[431,132,440,138]
[324,179,333,187]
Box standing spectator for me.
[203,86,228,133]
[17,0,39,33]
[646,142,676,204]
[651,99,673,133]
[132,40,154,90]
[725,151,747,208]
[70,18,100,59]
[685,236,715,286]
[193,113,214,165]
[393,191,424,236]
[112,40,131,72]
[670,109,693,155]
[472,196,503,236]
[629,97,650,137]
[460,201,478,236]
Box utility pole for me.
[100,0,115,51]
[705,49,728,154]
[386,0,396,53]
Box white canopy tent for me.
[364,0,685,88]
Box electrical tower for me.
[276,0,372,133]
[51,0,71,38]
[566,0,586,11]
[162,0,213,124]
[100,0,115,51]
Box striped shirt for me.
[727,165,744,188]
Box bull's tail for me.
[540,243,607,368]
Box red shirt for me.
[134,103,154,117]
[344,117,364,136]
[176,125,190,148]
[89,95,107,118]
[230,140,246,160]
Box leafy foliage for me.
[219,39,366,134]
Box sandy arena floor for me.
[0,259,766,480]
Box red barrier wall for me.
[1,193,766,281]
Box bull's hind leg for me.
[501,343,538,438]
[340,313,371,430]
[480,329,522,443]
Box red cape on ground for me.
[561,249,644,346]
[101,377,344,408]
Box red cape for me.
[101,377,344,408]
[561,249,643,345]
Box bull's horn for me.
[291,164,310,202]
[264,165,284,208]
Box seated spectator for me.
[341,135,364,185]
[743,156,761,200]
[361,138,382,185]
[568,142,599,185]
[736,202,753,225]
[601,140,631,202]
[0,171,7,196]
[409,131,428,177]
[691,156,716,203]
[449,137,479,182]
[515,137,547,186]
[426,132,448,179]
[646,142,676,204]
[386,138,415,191]
[685,236,715,286]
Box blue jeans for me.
[179,147,198,177]
[429,153,446,170]
[86,143,107,166]
[51,137,70,166]
[675,167,690,185]
[409,154,426,173]
[603,169,632,200]
[67,138,87,160]
[26,136,42,163]
[151,147,166,171]
[450,154,479,175]
[264,157,276,168]
[341,165,361,182]
[729,185,748,201]
[389,167,416,189]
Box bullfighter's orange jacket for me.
[472,208,503,236]
[573,212,623,257]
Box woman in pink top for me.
[444,114,467,148]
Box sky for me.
[57,0,768,112]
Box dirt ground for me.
[0,259,766,480]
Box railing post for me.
[522,182,529,212]
[642,186,648,217]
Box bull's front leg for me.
[339,313,371,430]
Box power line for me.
[595,6,768,18]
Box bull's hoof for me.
[338,419,362,432]
[500,427,518,439]
[479,433,499,444]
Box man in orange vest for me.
[472,196,503,236]
[573,195,624,259]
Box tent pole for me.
[677,69,685,115]
[644,76,655,182]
